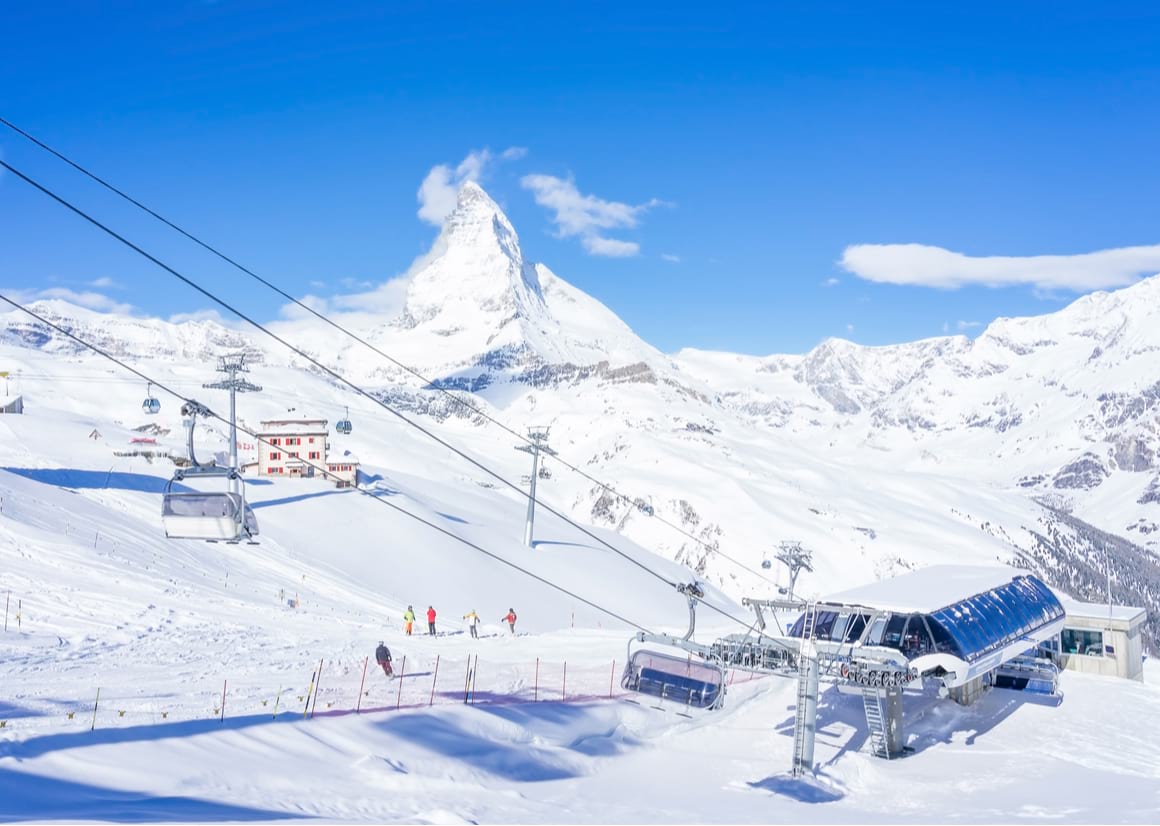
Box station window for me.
[1061,628,1105,656]
[881,614,909,649]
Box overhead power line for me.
[0,292,654,634]
[0,116,780,590]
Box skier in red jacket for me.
[501,608,517,635]
[426,605,437,636]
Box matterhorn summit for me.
[387,181,672,386]
[401,181,548,333]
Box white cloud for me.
[87,276,123,289]
[583,236,640,257]
[520,174,663,257]
[957,320,982,330]
[942,321,950,334]
[277,276,410,322]
[661,253,681,263]
[821,277,840,287]
[840,242,1160,291]
[846,323,855,334]
[169,309,227,324]
[10,287,135,315]
[417,146,527,226]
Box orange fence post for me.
[356,655,369,714]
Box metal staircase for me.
[861,687,891,759]
[791,603,819,776]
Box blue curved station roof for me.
[817,565,1066,663]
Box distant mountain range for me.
[4,182,1157,647]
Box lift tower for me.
[203,353,262,493]
[776,540,814,601]
[515,426,556,548]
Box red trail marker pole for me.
[310,658,325,719]
[90,687,100,731]
[356,656,369,714]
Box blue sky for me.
[3,1,1160,355]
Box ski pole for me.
[562,661,567,702]
[220,679,227,722]
[272,686,282,719]
[534,657,539,702]
[429,655,440,707]
[609,659,616,699]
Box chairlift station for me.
[619,564,1135,773]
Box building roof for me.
[1059,598,1146,624]
[823,565,1031,614]
[816,564,1066,664]
[256,419,329,435]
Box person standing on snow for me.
[403,605,416,636]
[427,605,437,636]
[375,641,393,677]
[501,608,517,635]
[463,609,481,639]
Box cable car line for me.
[0,159,698,603]
[0,116,778,590]
[0,158,766,635]
[0,292,657,635]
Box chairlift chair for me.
[336,406,352,435]
[621,635,725,713]
[142,383,161,415]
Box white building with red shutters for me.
[254,419,359,487]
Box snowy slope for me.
[3,180,1160,822]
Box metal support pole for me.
[516,426,555,548]
[229,384,238,494]
[524,447,539,547]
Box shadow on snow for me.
[374,710,583,782]
[0,766,307,823]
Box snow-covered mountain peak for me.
[401,182,546,332]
